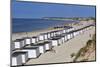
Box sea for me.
[12,18,79,33]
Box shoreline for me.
[11,20,96,65]
[12,26,64,41]
[12,20,95,41]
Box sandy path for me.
[25,26,95,65]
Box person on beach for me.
[50,47,56,53]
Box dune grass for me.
[73,34,96,62]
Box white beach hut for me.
[62,29,66,33]
[67,28,70,32]
[12,51,28,66]
[11,53,22,66]
[47,32,51,39]
[53,31,56,37]
[67,33,71,40]
[62,34,67,42]
[32,43,46,54]
[57,35,66,44]
[51,37,62,46]
[44,41,52,50]
[43,33,48,40]
[12,39,24,51]
[72,27,75,31]
[70,32,74,39]
[65,29,68,33]
[51,39,58,46]
[55,31,59,35]
[57,30,63,35]
[11,51,28,66]
[60,30,63,35]
[38,34,45,41]
[67,27,73,32]
[61,36,65,44]
[16,39,25,47]
[64,34,68,41]
[73,31,77,37]
[55,31,60,35]
[22,47,40,59]
[31,36,38,44]
[23,37,31,45]
[50,31,54,37]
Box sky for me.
[11,0,96,18]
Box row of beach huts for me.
[11,25,94,66]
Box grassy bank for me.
[73,33,96,62]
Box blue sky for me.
[11,0,96,18]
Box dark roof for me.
[14,39,24,42]
[52,30,59,32]
[23,37,31,39]
[32,36,38,38]
[31,42,50,46]
[12,51,27,57]
[23,46,38,49]
[51,37,61,40]
[49,30,59,33]
[64,26,73,29]
[58,34,66,37]
[40,33,48,35]
[43,41,51,44]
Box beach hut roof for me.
[51,37,61,40]
[14,39,24,42]
[23,47,38,49]
[47,32,51,33]
[30,41,50,46]
[64,26,71,28]
[23,37,31,39]
[36,43,46,45]
[30,44,44,46]
[40,33,48,35]
[12,51,27,57]
[53,30,58,32]
[43,41,51,44]
[32,36,37,38]
[50,31,57,33]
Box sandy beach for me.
[24,24,95,65]
[19,21,95,65]
[11,20,95,65]
[11,1,96,66]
